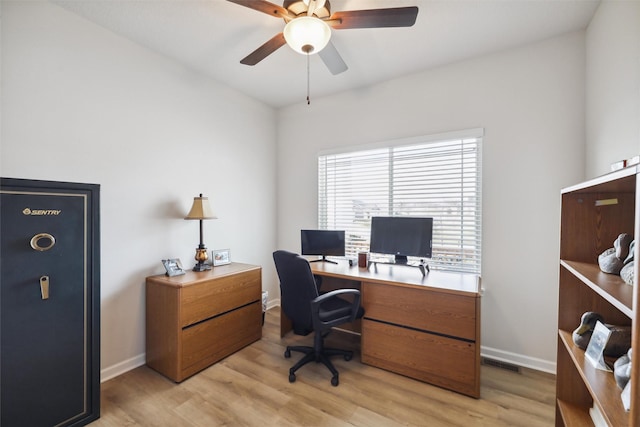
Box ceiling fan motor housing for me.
[283,0,331,18]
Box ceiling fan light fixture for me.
[283,16,331,55]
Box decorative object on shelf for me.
[615,233,633,259]
[598,247,621,273]
[573,311,605,349]
[162,258,185,277]
[185,194,217,272]
[621,260,635,285]
[621,379,631,412]
[614,348,632,389]
[589,403,607,427]
[585,320,613,371]
[610,155,640,172]
[572,312,632,357]
[212,248,231,266]
[598,233,633,274]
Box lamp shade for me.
[184,194,217,220]
[283,16,331,55]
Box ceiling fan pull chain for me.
[307,52,311,105]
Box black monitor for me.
[301,229,345,264]
[369,216,433,264]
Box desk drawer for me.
[362,282,477,341]
[181,269,261,327]
[181,301,262,379]
[361,319,478,398]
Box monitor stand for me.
[309,255,338,264]
[369,255,429,277]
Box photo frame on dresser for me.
[162,258,186,276]
[212,249,231,266]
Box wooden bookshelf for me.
[556,167,639,426]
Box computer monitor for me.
[301,229,345,264]
[369,216,433,264]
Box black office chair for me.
[273,250,364,386]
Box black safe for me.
[1,178,100,426]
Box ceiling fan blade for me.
[318,41,348,75]
[240,32,286,66]
[227,0,291,19]
[329,6,419,29]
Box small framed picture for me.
[585,320,613,371]
[212,249,231,266]
[162,258,186,276]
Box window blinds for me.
[318,132,482,274]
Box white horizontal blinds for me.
[319,148,390,255]
[318,134,482,274]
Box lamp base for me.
[193,261,211,272]
[193,247,211,271]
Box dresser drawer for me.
[361,319,478,397]
[181,301,262,378]
[362,281,477,341]
[181,269,261,327]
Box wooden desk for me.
[146,263,262,382]
[282,260,481,398]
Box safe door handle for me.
[40,276,50,300]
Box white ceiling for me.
[53,0,600,108]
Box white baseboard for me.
[481,345,556,374]
[101,353,146,383]
[267,299,280,310]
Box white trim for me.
[268,299,281,310]
[480,345,556,374]
[318,128,485,156]
[100,353,146,383]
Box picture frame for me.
[585,320,613,371]
[162,258,186,277]
[212,249,231,266]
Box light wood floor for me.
[93,309,556,426]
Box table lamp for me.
[185,193,217,271]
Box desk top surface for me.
[310,260,480,296]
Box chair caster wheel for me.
[331,375,339,386]
[284,349,291,358]
[344,353,352,361]
[289,372,296,383]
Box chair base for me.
[284,345,353,387]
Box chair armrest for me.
[310,289,361,329]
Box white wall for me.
[7,0,632,379]
[1,1,277,380]
[586,1,640,177]
[276,32,586,372]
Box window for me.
[318,129,482,274]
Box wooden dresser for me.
[145,263,262,382]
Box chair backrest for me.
[272,250,319,335]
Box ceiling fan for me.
[227,0,419,75]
